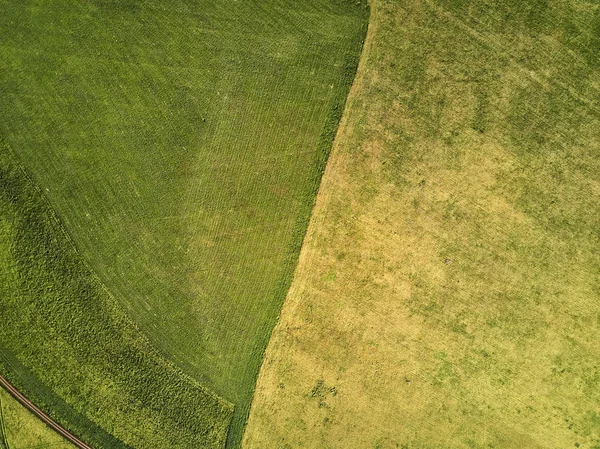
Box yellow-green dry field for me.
[0,388,76,449]
[244,0,600,448]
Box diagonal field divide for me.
[0,375,91,449]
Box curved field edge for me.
[244,0,600,447]
[0,139,232,449]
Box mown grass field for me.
[0,388,76,449]
[0,143,232,448]
[0,0,368,447]
[244,0,600,448]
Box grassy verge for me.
[244,0,600,447]
[0,140,232,448]
[0,393,7,449]
[0,387,76,449]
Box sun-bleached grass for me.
[244,1,600,447]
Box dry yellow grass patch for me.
[244,0,600,448]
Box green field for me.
[0,141,232,448]
[0,0,368,447]
[0,392,6,449]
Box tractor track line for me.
[0,374,93,449]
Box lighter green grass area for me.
[0,0,367,446]
[0,389,75,449]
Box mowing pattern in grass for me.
[244,0,600,448]
[0,0,368,446]
[0,387,77,449]
[0,142,232,448]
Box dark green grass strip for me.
[0,139,233,449]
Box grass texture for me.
[0,141,232,448]
[243,0,600,447]
[0,0,368,447]
[0,387,77,449]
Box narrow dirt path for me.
[0,375,92,449]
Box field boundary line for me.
[242,4,375,446]
[0,375,91,449]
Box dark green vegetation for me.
[243,0,600,447]
[0,0,368,447]
[0,141,232,448]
